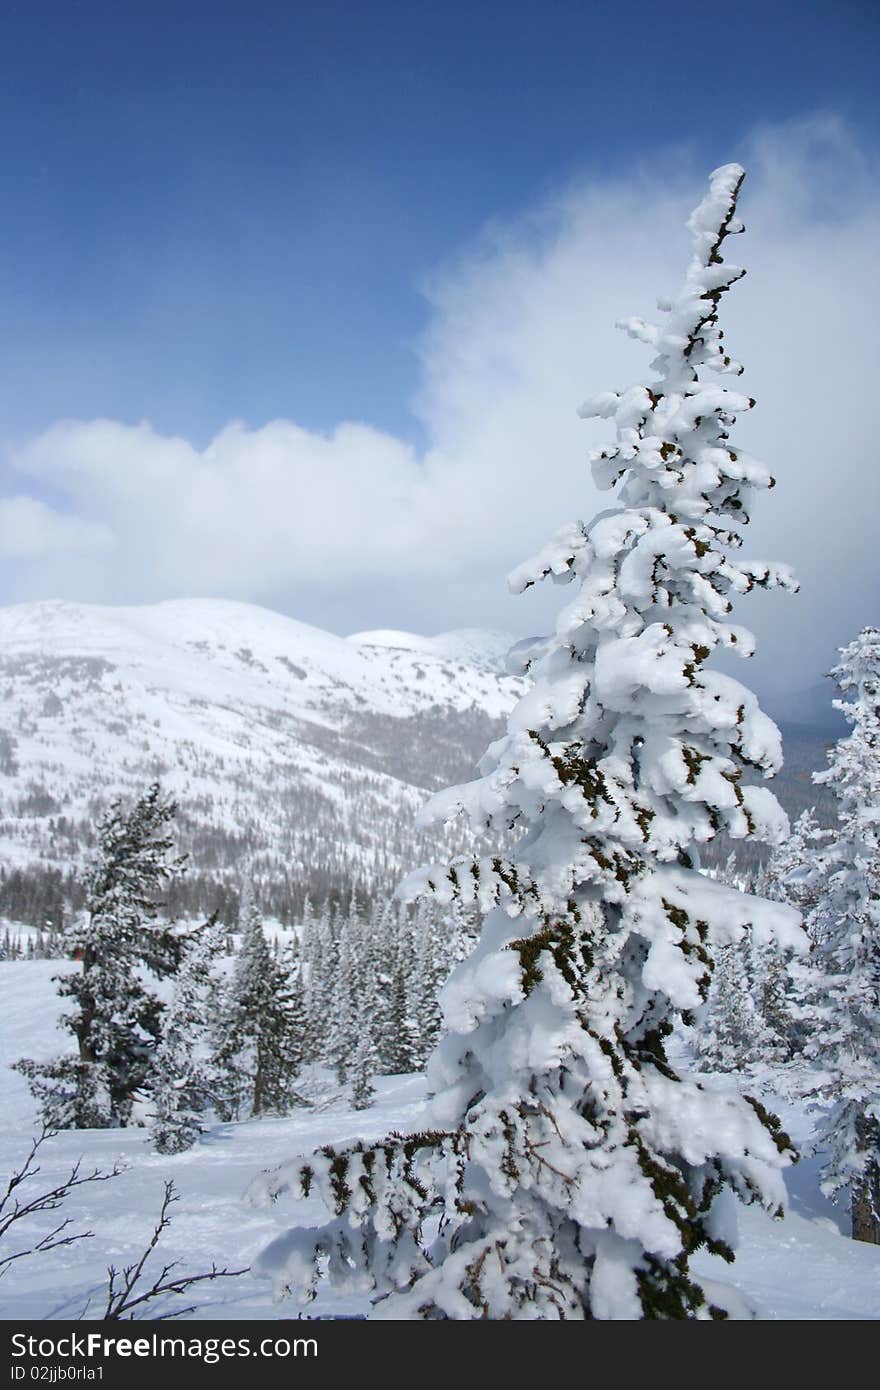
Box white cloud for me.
[0,495,115,560]
[3,115,878,694]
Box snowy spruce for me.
[251,166,807,1319]
[216,881,308,1119]
[148,912,228,1154]
[15,783,185,1129]
[794,629,880,1241]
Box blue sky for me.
[2,0,877,443]
[1,1,878,697]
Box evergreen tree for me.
[406,896,479,1068]
[350,955,381,1112]
[799,629,880,1242]
[325,894,360,1083]
[695,938,782,1072]
[219,883,306,1117]
[16,783,184,1129]
[255,166,805,1318]
[302,899,337,1059]
[149,914,227,1154]
[761,808,828,944]
[758,808,830,1056]
[367,899,415,1076]
[696,852,787,1067]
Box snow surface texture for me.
[1,960,877,1320]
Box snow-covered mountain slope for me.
[0,599,523,907]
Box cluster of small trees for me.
[694,817,824,1070]
[299,892,478,1108]
[14,783,480,1154]
[0,925,65,959]
[13,785,308,1149]
[0,864,80,936]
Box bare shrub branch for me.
[103,1180,248,1320]
[0,1126,124,1274]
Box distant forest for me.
[0,721,837,933]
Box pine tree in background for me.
[219,882,306,1117]
[695,938,782,1072]
[757,807,830,1057]
[302,899,337,1059]
[149,913,227,1154]
[16,783,184,1129]
[759,808,829,944]
[350,955,381,1111]
[253,166,805,1319]
[326,893,360,1084]
[389,902,422,1071]
[406,896,479,1067]
[799,629,880,1242]
[695,852,792,1068]
[367,900,415,1076]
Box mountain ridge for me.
[0,598,523,918]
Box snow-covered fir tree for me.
[692,850,792,1069]
[253,166,805,1319]
[694,939,783,1072]
[799,629,880,1242]
[406,896,481,1068]
[218,882,306,1118]
[301,898,337,1057]
[350,954,382,1111]
[756,807,831,1057]
[367,899,417,1076]
[149,913,228,1154]
[325,893,360,1084]
[16,783,184,1129]
[759,808,829,945]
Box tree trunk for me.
[852,1118,880,1243]
[852,1163,880,1244]
[78,943,97,1064]
[252,1058,264,1117]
